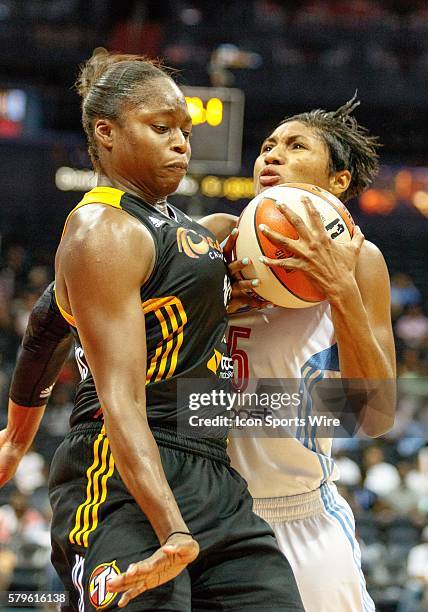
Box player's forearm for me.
[330,280,393,378]
[329,281,395,436]
[102,400,188,544]
[4,400,46,451]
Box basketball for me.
[234,183,355,308]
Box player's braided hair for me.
[76,48,173,169]
[281,94,380,201]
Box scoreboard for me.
[182,86,245,175]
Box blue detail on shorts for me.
[320,484,375,612]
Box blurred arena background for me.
[0,1,427,610]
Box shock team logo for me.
[176,227,222,259]
[88,561,120,609]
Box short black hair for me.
[76,48,173,170]
[280,94,380,201]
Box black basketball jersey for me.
[56,186,232,428]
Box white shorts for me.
[253,483,375,612]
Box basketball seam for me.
[254,199,318,304]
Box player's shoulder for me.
[357,240,386,272]
[359,239,384,261]
[356,239,389,290]
[63,203,153,255]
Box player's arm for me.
[199,213,271,311]
[259,199,396,436]
[0,284,73,486]
[199,212,237,242]
[330,240,396,436]
[57,206,198,602]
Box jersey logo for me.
[176,227,222,259]
[148,215,166,228]
[207,350,234,379]
[88,560,120,609]
[207,349,222,374]
[75,346,89,381]
[39,384,54,399]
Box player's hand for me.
[0,430,26,487]
[106,533,199,608]
[223,228,272,314]
[258,196,365,302]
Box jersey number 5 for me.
[227,326,251,392]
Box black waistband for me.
[66,421,229,466]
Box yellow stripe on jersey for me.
[61,186,125,239]
[53,285,76,327]
[68,425,115,548]
[56,186,126,326]
[142,296,188,384]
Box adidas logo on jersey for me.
[39,384,54,399]
[149,216,166,228]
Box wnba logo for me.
[88,561,120,609]
[176,227,222,259]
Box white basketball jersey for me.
[227,302,341,498]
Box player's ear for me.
[329,170,351,198]
[94,119,115,152]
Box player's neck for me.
[96,174,170,217]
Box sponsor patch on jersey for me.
[207,350,234,379]
[88,560,120,609]
[207,348,222,374]
[176,227,223,259]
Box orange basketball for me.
[234,183,355,308]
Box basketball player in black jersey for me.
[1,51,303,611]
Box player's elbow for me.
[360,413,395,438]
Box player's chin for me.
[159,176,184,196]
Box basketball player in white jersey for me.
[202,97,396,612]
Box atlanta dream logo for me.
[88,561,120,609]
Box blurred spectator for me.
[398,348,426,377]
[335,454,362,486]
[293,0,388,25]
[0,245,29,301]
[209,44,262,87]
[0,302,20,367]
[0,492,44,546]
[395,306,428,350]
[384,462,420,514]
[0,547,16,590]
[13,445,46,496]
[391,273,422,319]
[397,525,428,612]
[254,0,287,28]
[43,384,74,437]
[27,265,51,295]
[364,446,401,496]
[11,290,39,338]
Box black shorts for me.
[49,423,303,611]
